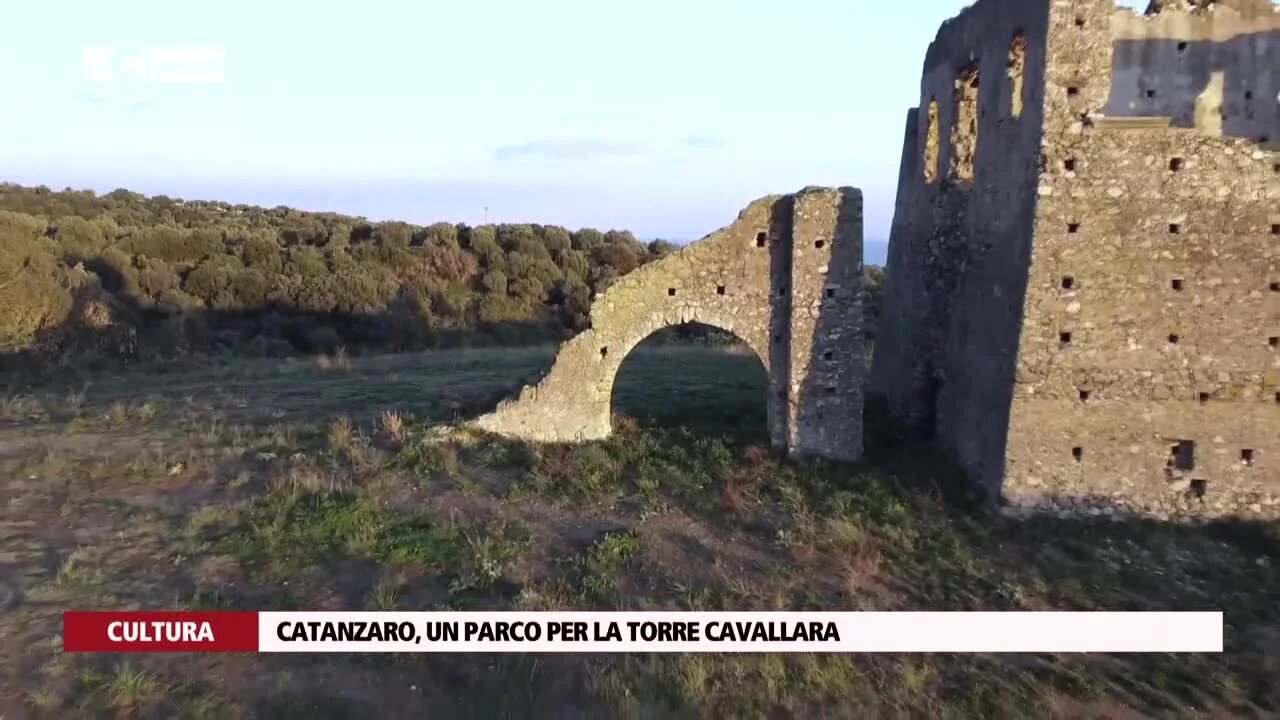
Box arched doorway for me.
[610,322,770,444]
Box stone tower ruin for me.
[474,187,866,462]
[871,0,1279,518]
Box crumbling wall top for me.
[1140,0,1278,21]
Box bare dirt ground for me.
[0,344,1276,719]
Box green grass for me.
[2,340,1277,718]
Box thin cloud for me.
[493,138,646,162]
[681,134,726,150]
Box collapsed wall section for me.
[472,188,864,463]
[869,0,1052,496]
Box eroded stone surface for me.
[473,187,864,462]
[871,0,1279,519]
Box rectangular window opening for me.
[1169,223,1182,234]
[1189,478,1207,498]
[756,232,768,248]
[1062,276,1075,290]
[1067,222,1081,234]
[1172,278,1184,291]
[1059,331,1073,345]
[1169,157,1183,171]
[1078,389,1090,402]
[825,288,836,299]
[1071,446,1083,461]
[1198,392,1210,404]
[1171,440,1195,471]
[716,285,725,295]
[667,288,676,297]
[1241,449,1255,467]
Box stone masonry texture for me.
[871,0,1279,520]
[473,187,865,462]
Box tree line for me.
[0,182,883,366]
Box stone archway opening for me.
[610,321,770,444]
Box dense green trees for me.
[0,182,885,363]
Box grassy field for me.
[0,343,1276,719]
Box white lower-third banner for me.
[254,611,1221,653]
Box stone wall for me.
[873,0,1279,519]
[472,187,865,462]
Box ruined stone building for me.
[870,0,1279,518]
[474,187,866,462]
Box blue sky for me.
[0,0,1148,249]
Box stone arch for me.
[471,197,779,444]
[471,187,866,462]
[950,61,981,182]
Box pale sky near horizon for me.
[0,0,1149,246]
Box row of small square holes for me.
[1066,221,1280,235]
[1065,157,1280,174]
[1060,332,1279,348]
[1061,277,1280,293]
[1070,446,1256,467]
[755,232,830,250]
[1077,389,1280,405]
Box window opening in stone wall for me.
[1172,278,1184,291]
[1168,334,1181,345]
[1242,449,1255,467]
[777,286,787,297]
[1169,157,1183,171]
[814,239,826,249]
[1059,331,1072,346]
[1271,224,1279,235]
[1198,392,1210,404]
[756,232,767,248]
[772,334,782,345]
[1189,479,1207,498]
[825,288,836,299]
[1074,16,1085,27]
[1067,86,1080,97]
[1244,90,1253,101]
[1146,89,1156,99]
[949,64,980,183]
[1064,158,1077,172]
[667,288,676,296]
[1068,222,1080,234]
[1061,276,1075,290]
[1008,32,1027,119]
[923,99,940,183]
[1169,223,1181,234]
[823,351,833,361]
[1270,281,1280,292]
[1269,336,1279,349]
[1078,389,1090,402]
[1176,41,1188,52]
[600,347,608,359]
[1275,391,1280,404]
[1172,440,1195,471]
[1072,446,1083,461]
[716,285,725,295]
